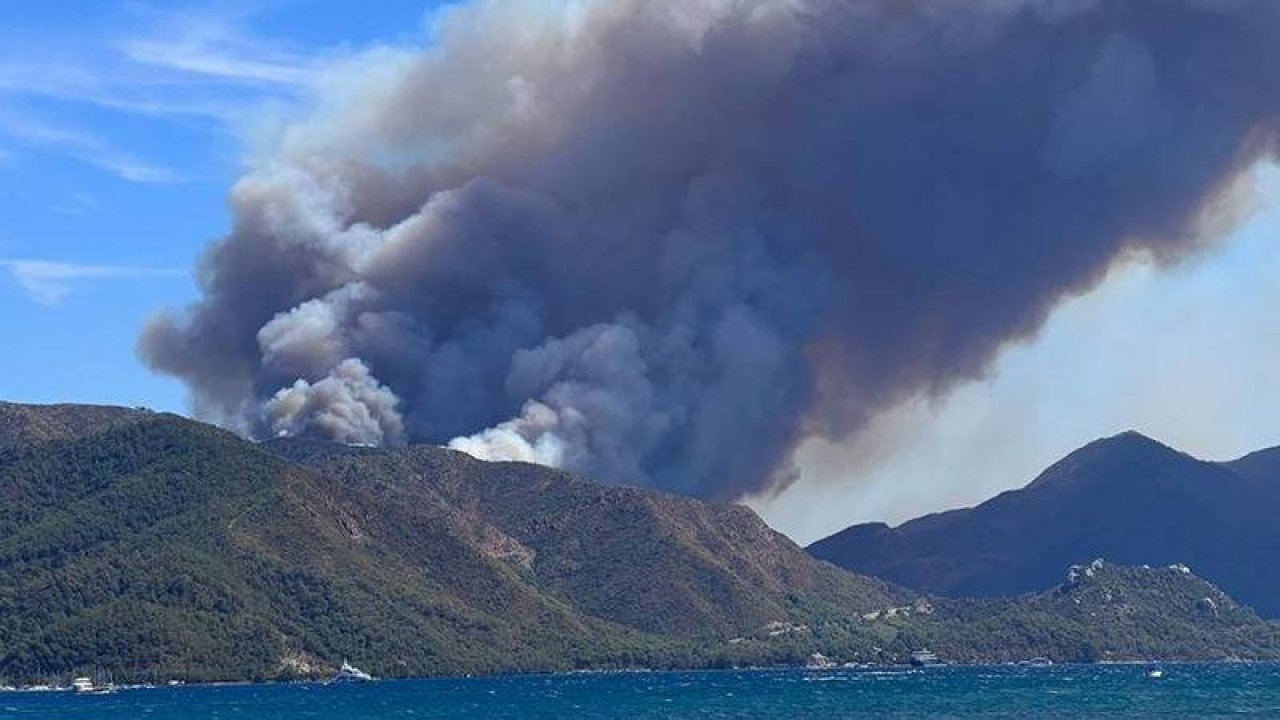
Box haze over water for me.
[4,665,1279,719]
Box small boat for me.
[329,660,375,684]
[1020,657,1053,668]
[909,649,944,667]
[1147,668,1164,679]
[71,677,114,695]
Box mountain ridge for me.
[2,404,1278,683]
[809,430,1280,616]
[0,404,907,681]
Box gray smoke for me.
[141,0,1280,500]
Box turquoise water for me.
[3,664,1279,718]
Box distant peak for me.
[1025,430,1189,491]
[1099,429,1162,446]
[1069,429,1183,458]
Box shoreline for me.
[3,658,1273,694]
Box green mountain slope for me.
[1,403,1277,683]
[885,561,1280,663]
[0,413,659,681]
[269,439,907,638]
[0,405,903,682]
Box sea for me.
[3,664,1279,719]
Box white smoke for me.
[267,358,404,445]
[449,322,670,482]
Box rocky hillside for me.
[891,560,1280,663]
[2,405,1277,683]
[269,439,906,639]
[0,413,636,681]
[809,431,1280,617]
[0,404,903,682]
[890,558,1280,666]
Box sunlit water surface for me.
[3,664,1279,719]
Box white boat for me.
[329,660,375,683]
[909,649,944,667]
[1147,668,1164,679]
[71,677,114,695]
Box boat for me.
[1147,668,1165,679]
[909,649,944,667]
[71,677,114,695]
[1020,657,1053,668]
[329,660,375,684]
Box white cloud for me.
[119,26,319,88]
[0,259,184,304]
[0,5,338,170]
[0,55,248,126]
[0,5,329,108]
[0,114,182,183]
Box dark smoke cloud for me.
[141,0,1280,500]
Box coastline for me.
[4,658,1274,694]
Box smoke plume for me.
[141,0,1280,500]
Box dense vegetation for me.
[891,561,1280,663]
[1,403,1277,685]
[0,410,651,682]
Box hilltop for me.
[809,431,1280,616]
[0,402,150,449]
[899,560,1280,663]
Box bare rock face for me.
[475,525,536,571]
[1198,597,1220,618]
[277,651,327,678]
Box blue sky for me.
[0,0,449,411]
